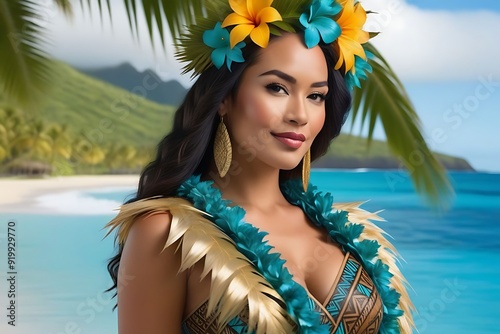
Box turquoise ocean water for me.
[1,170,499,333]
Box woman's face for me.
[221,33,328,172]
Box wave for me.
[35,187,134,215]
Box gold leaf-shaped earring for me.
[302,149,311,192]
[214,116,232,178]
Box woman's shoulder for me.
[115,201,188,333]
[104,196,195,246]
[126,211,173,244]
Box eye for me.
[266,83,288,95]
[309,92,326,103]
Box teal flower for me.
[202,22,246,70]
[345,51,374,90]
[299,0,342,48]
[371,260,394,290]
[356,239,379,261]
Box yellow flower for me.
[334,0,370,73]
[222,0,282,48]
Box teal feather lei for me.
[176,174,403,333]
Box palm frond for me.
[115,0,312,50]
[0,0,75,108]
[141,1,166,49]
[0,1,52,108]
[53,0,73,16]
[121,0,207,44]
[78,0,113,28]
[351,43,454,209]
[123,0,139,40]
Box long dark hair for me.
[106,37,351,306]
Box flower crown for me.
[176,0,375,90]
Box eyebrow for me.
[258,70,328,88]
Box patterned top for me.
[181,252,383,334]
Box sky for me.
[40,0,499,172]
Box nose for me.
[285,98,308,126]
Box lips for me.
[271,132,306,149]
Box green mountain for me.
[39,61,176,147]
[79,63,187,106]
[321,134,473,170]
[1,60,473,172]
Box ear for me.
[218,95,233,117]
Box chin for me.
[260,151,308,171]
[275,159,304,171]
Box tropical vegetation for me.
[0,105,153,176]
[0,0,454,207]
[0,61,175,175]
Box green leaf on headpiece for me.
[369,32,380,39]
[175,18,219,76]
[272,0,312,18]
[205,0,233,21]
[269,26,283,36]
[271,21,296,33]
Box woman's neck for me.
[205,160,289,212]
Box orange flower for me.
[334,0,370,73]
[222,0,282,48]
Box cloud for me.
[361,0,500,82]
[43,0,500,84]
[43,1,191,85]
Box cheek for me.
[237,91,279,127]
[311,109,326,136]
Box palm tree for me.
[0,111,7,163]
[0,107,21,159]
[0,0,453,207]
[45,123,75,175]
[74,139,106,173]
[133,146,155,170]
[105,143,137,172]
[13,118,53,160]
[0,109,9,163]
[0,145,7,163]
[47,124,72,161]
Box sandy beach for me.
[0,175,139,214]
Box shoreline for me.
[0,175,139,214]
[0,170,498,214]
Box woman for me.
[105,0,414,333]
